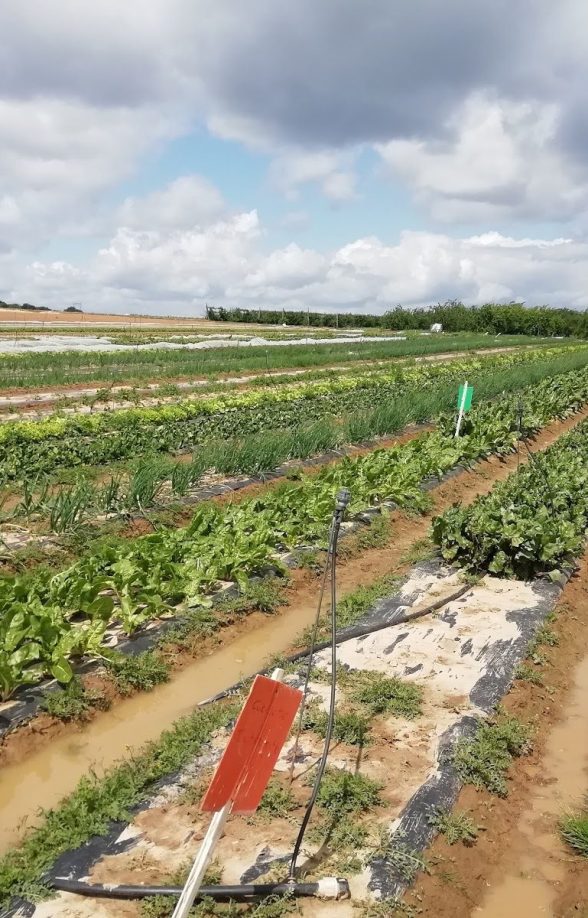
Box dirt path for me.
[1,405,587,857]
[404,554,588,918]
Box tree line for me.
[205,301,588,337]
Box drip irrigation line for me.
[287,529,332,786]
[50,877,349,902]
[288,487,350,881]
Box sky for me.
[1,1,588,316]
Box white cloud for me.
[0,97,178,250]
[268,150,358,201]
[241,243,327,291]
[95,211,261,299]
[118,176,225,231]
[7,220,588,314]
[377,93,588,223]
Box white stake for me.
[171,668,285,918]
[454,380,468,439]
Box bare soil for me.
[404,555,588,918]
[0,308,267,329]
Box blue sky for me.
[1,1,588,314]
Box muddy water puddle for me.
[0,603,320,854]
[474,654,588,917]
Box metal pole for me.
[172,669,285,918]
[454,380,468,438]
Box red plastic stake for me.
[201,673,302,815]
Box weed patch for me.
[451,714,533,797]
[334,574,400,631]
[428,807,479,845]
[256,779,297,820]
[108,650,171,694]
[515,662,544,686]
[315,768,383,814]
[339,513,392,559]
[303,703,372,746]
[40,678,110,722]
[400,537,435,566]
[219,579,287,617]
[345,670,423,719]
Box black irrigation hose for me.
[50,877,348,902]
[283,581,473,666]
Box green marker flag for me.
[457,383,474,412]
[455,381,474,437]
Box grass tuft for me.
[560,801,588,857]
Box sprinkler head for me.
[335,488,351,511]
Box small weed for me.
[303,703,372,746]
[428,807,479,845]
[40,678,110,722]
[400,537,435,565]
[365,826,427,883]
[340,513,392,559]
[159,608,219,651]
[531,624,559,649]
[560,801,588,857]
[315,768,383,814]
[219,579,286,617]
[296,548,324,573]
[515,663,544,686]
[108,651,170,695]
[257,779,297,819]
[353,901,418,918]
[346,670,423,720]
[336,574,400,630]
[452,714,533,797]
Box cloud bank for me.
[1,1,587,312]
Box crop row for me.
[8,347,588,533]
[0,332,550,390]
[1,345,587,484]
[433,418,588,580]
[2,365,588,699]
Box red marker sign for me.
[201,674,302,814]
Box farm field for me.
[0,328,587,918]
[0,329,563,390]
